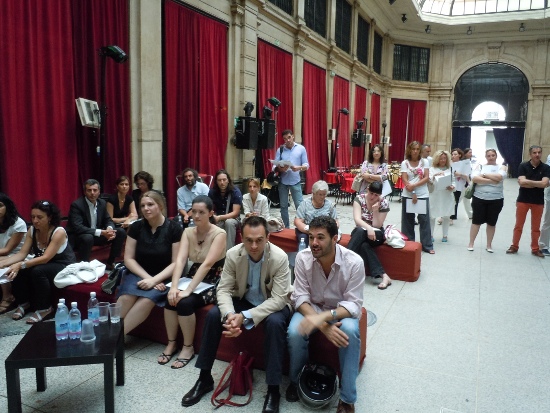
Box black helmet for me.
[297,363,338,409]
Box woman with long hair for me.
[347,181,392,289]
[106,175,138,228]
[0,193,27,314]
[429,150,455,242]
[0,200,75,322]
[359,144,388,193]
[450,148,468,221]
[400,141,434,254]
[117,191,183,334]
[162,195,226,369]
[467,149,507,252]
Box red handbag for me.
[211,351,254,408]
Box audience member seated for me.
[243,178,269,219]
[66,179,126,271]
[180,216,291,413]
[162,195,226,369]
[177,168,209,228]
[208,169,242,251]
[294,180,338,246]
[132,170,156,213]
[117,191,183,335]
[0,193,28,314]
[347,181,392,290]
[1,200,75,323]
[106,175,138,229]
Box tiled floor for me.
[2,178,550,412]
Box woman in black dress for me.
[106,175,138,229]
[116,191,182,334]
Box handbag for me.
[101,262,127,295]
[54,260,105,288]
[267,216,285,233]
[211,351,254,408]
[266,171,280,185]
[384,224,408,248]
[351,174,363,192]
[186,259,224,305]
[464,165,480,200]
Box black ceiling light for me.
[267,97,281,107]
[99,45,128,63]
[262,106,273,119]
[467,26,473,35]
[389,0,397,4]
[401,14,407,23]
[519,23,526,32]
[243,101,254,117]
[425,25,431,34]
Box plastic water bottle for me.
[175,214,183,228]
[68,302,82,340]
[55,303,69,341]
[188,219,195,227]
[88,292,99,326]
[298,237,306,252]
[59,298,68,312]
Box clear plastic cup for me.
[109,303,122,323]
[98,302,110,323]
[80,319,96,342]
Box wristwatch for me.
[304,225,310,231]
[330,309,338,320]
[412,190,416,195]
[20,262,26,270]
[241,312,251,325]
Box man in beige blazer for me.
[181,216,291,413]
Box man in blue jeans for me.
[286,216,364,413]
[273,130,309,228]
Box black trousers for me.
[347,227,386,277]
[195,298,290,386]
[70,227,126,264]
[11,262,67,309]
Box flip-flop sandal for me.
[378,281,392,290]
[158,349,178,365]
[26,307,53,324]
[0,297,16,314]
[11,305,29,321]
[171,354,195,369]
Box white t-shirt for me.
[400,159,430,198]
[0,217,27,255]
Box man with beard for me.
[286,216,364,413]
[177,168,210,227]
[209,169,243,250]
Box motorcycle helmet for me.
[297,363,338,409]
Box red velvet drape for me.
[0,0,130,215]
[332,76,350,168]
[302,61,328,192]
[389,98,426,162]
[370,93,381,146]
[163,0,228,216]
[257,40,294,176]
[72,0,131,191]
[352,85,368,165]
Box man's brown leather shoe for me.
[336,400,355,413]
[532,249,545,258]
[506,246,518,254]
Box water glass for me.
[109,303,122,323]
[98,302,110,323]
[80,319,96,342]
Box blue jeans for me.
[287,312,360,404]
[278,182,303,228]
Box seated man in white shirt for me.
[286,216,364,413]
[177,168,210,227]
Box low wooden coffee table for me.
[5,320,124,413]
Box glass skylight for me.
[417,0,547,16]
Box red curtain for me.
[389,98,426,162]
[163,0,228,216]
[332,76,350,168]
[352,85,368,165]
[370,93,381,146]
[71,0,131,191]
[302,61,327,192]
[257,40,294,176]
[0,1,129,216]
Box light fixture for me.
[243,101,254,117]
[467,26,472,35]
[401,14,407,23]
[262,106,273,119]
[356,120,364,129]
[267,97,281,107]
[519,23,526,32]
[389,0,396,4]
[339,108,349,115]
[99,45,128,63]
[425,25,431,34]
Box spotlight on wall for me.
[262,106,273,119]
[267,97,281,107]
[243,101,254,117]
[389,0,397,5]
[339,108,350,116]
[401,14,407,23]
[519,23,526,32]
[356,121,364,129]
[466,26,473,35]
[99,45,128,63]
[425,25,431,34]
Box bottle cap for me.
[71,302,78,307]
[59,298,66,303]
[90,292,96,297]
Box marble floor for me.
[2,178,550,412]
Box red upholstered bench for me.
[269,229,421,282]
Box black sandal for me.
[158,339,178,365]
[171,344,195,369]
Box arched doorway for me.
[451,63,529,177]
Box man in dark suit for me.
[67,179,126,270]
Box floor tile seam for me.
[362,358,478,381]
[364,281,406,343]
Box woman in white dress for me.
[429,150,455,242]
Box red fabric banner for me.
[370,93,381,146]
[390,98,426,162]
[331,76,350,168]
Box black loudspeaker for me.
[351,129,364,147]
[235,116,259,149]
[258,119,275,149]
